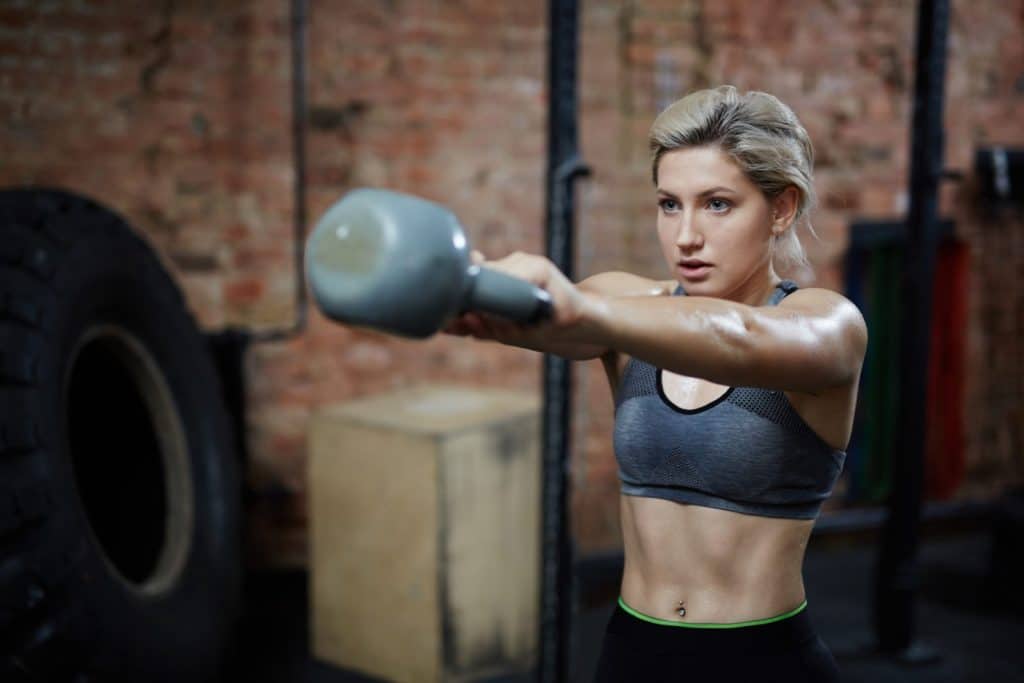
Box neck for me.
[721,264,782,307]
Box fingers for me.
[476,251,582,327]
[442,314,475,337]
[442,311,529,343]
[462,313,492,339]
[454,250,579,334]
[485,251,549,287]
[442,318,471,336]
[442,312,495,340]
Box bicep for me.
[749,289,867,392]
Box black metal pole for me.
[873,0,949,657]
[539,1,588,681]
[254,0,309,343]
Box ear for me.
[770,186,800,235]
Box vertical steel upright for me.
[286,0,309,337]
[540,1,588,681]
[253,0,309,344]
[874,0,949,657]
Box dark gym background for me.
[1,1,1022,681]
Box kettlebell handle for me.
[464,266,554,323]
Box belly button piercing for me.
[677,600,686,618]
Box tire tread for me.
[0,187,240,682]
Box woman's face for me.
[655,145,784,303]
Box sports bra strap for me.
[674,280,799,306]
[768,280,799,305]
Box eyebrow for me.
[656,186,738,199]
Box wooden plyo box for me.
[309,385,541,683]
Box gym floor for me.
[230,529,1024,683]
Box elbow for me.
[836,311,869,386]
[821,302,868,388]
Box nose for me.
[675,210,703,251]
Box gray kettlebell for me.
[305,188,553,338]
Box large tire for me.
[0,189,242,682]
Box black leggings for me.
[593,600,840,683]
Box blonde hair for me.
[649,85,818,273]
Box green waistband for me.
[617,596,807,629]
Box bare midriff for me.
[619,494,813,624]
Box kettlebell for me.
[305,188,553,338]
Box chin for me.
[676,280,714,297]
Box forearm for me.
[446,308,609,359]
[485,333,607,361]
[577,294,753,383]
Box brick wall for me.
[2,0,1021,563]
[576,0,1024,550]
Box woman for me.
[445,85,866,681]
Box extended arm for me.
[443,252,866,395]
[445,266,673,360]
[569,288,867,394]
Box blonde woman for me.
[446,86,865,681]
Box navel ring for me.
[677,600,686,618]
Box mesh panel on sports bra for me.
[726,388,829,448]
[614,358,658,409]
[653,448,709,490]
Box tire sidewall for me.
[28,197,241,681]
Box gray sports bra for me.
[612,280,846,519]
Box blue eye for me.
[707,198,730,212]
[659,198,679,213]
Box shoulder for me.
[777,286,862,321]
[777,286,868,355]
[577,271,676,297]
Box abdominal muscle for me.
[619,494,813,623]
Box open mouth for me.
[678,261,712,279]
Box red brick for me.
[224,278,265,305]
[0,0,1020,566]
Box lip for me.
[677,261,712,280]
